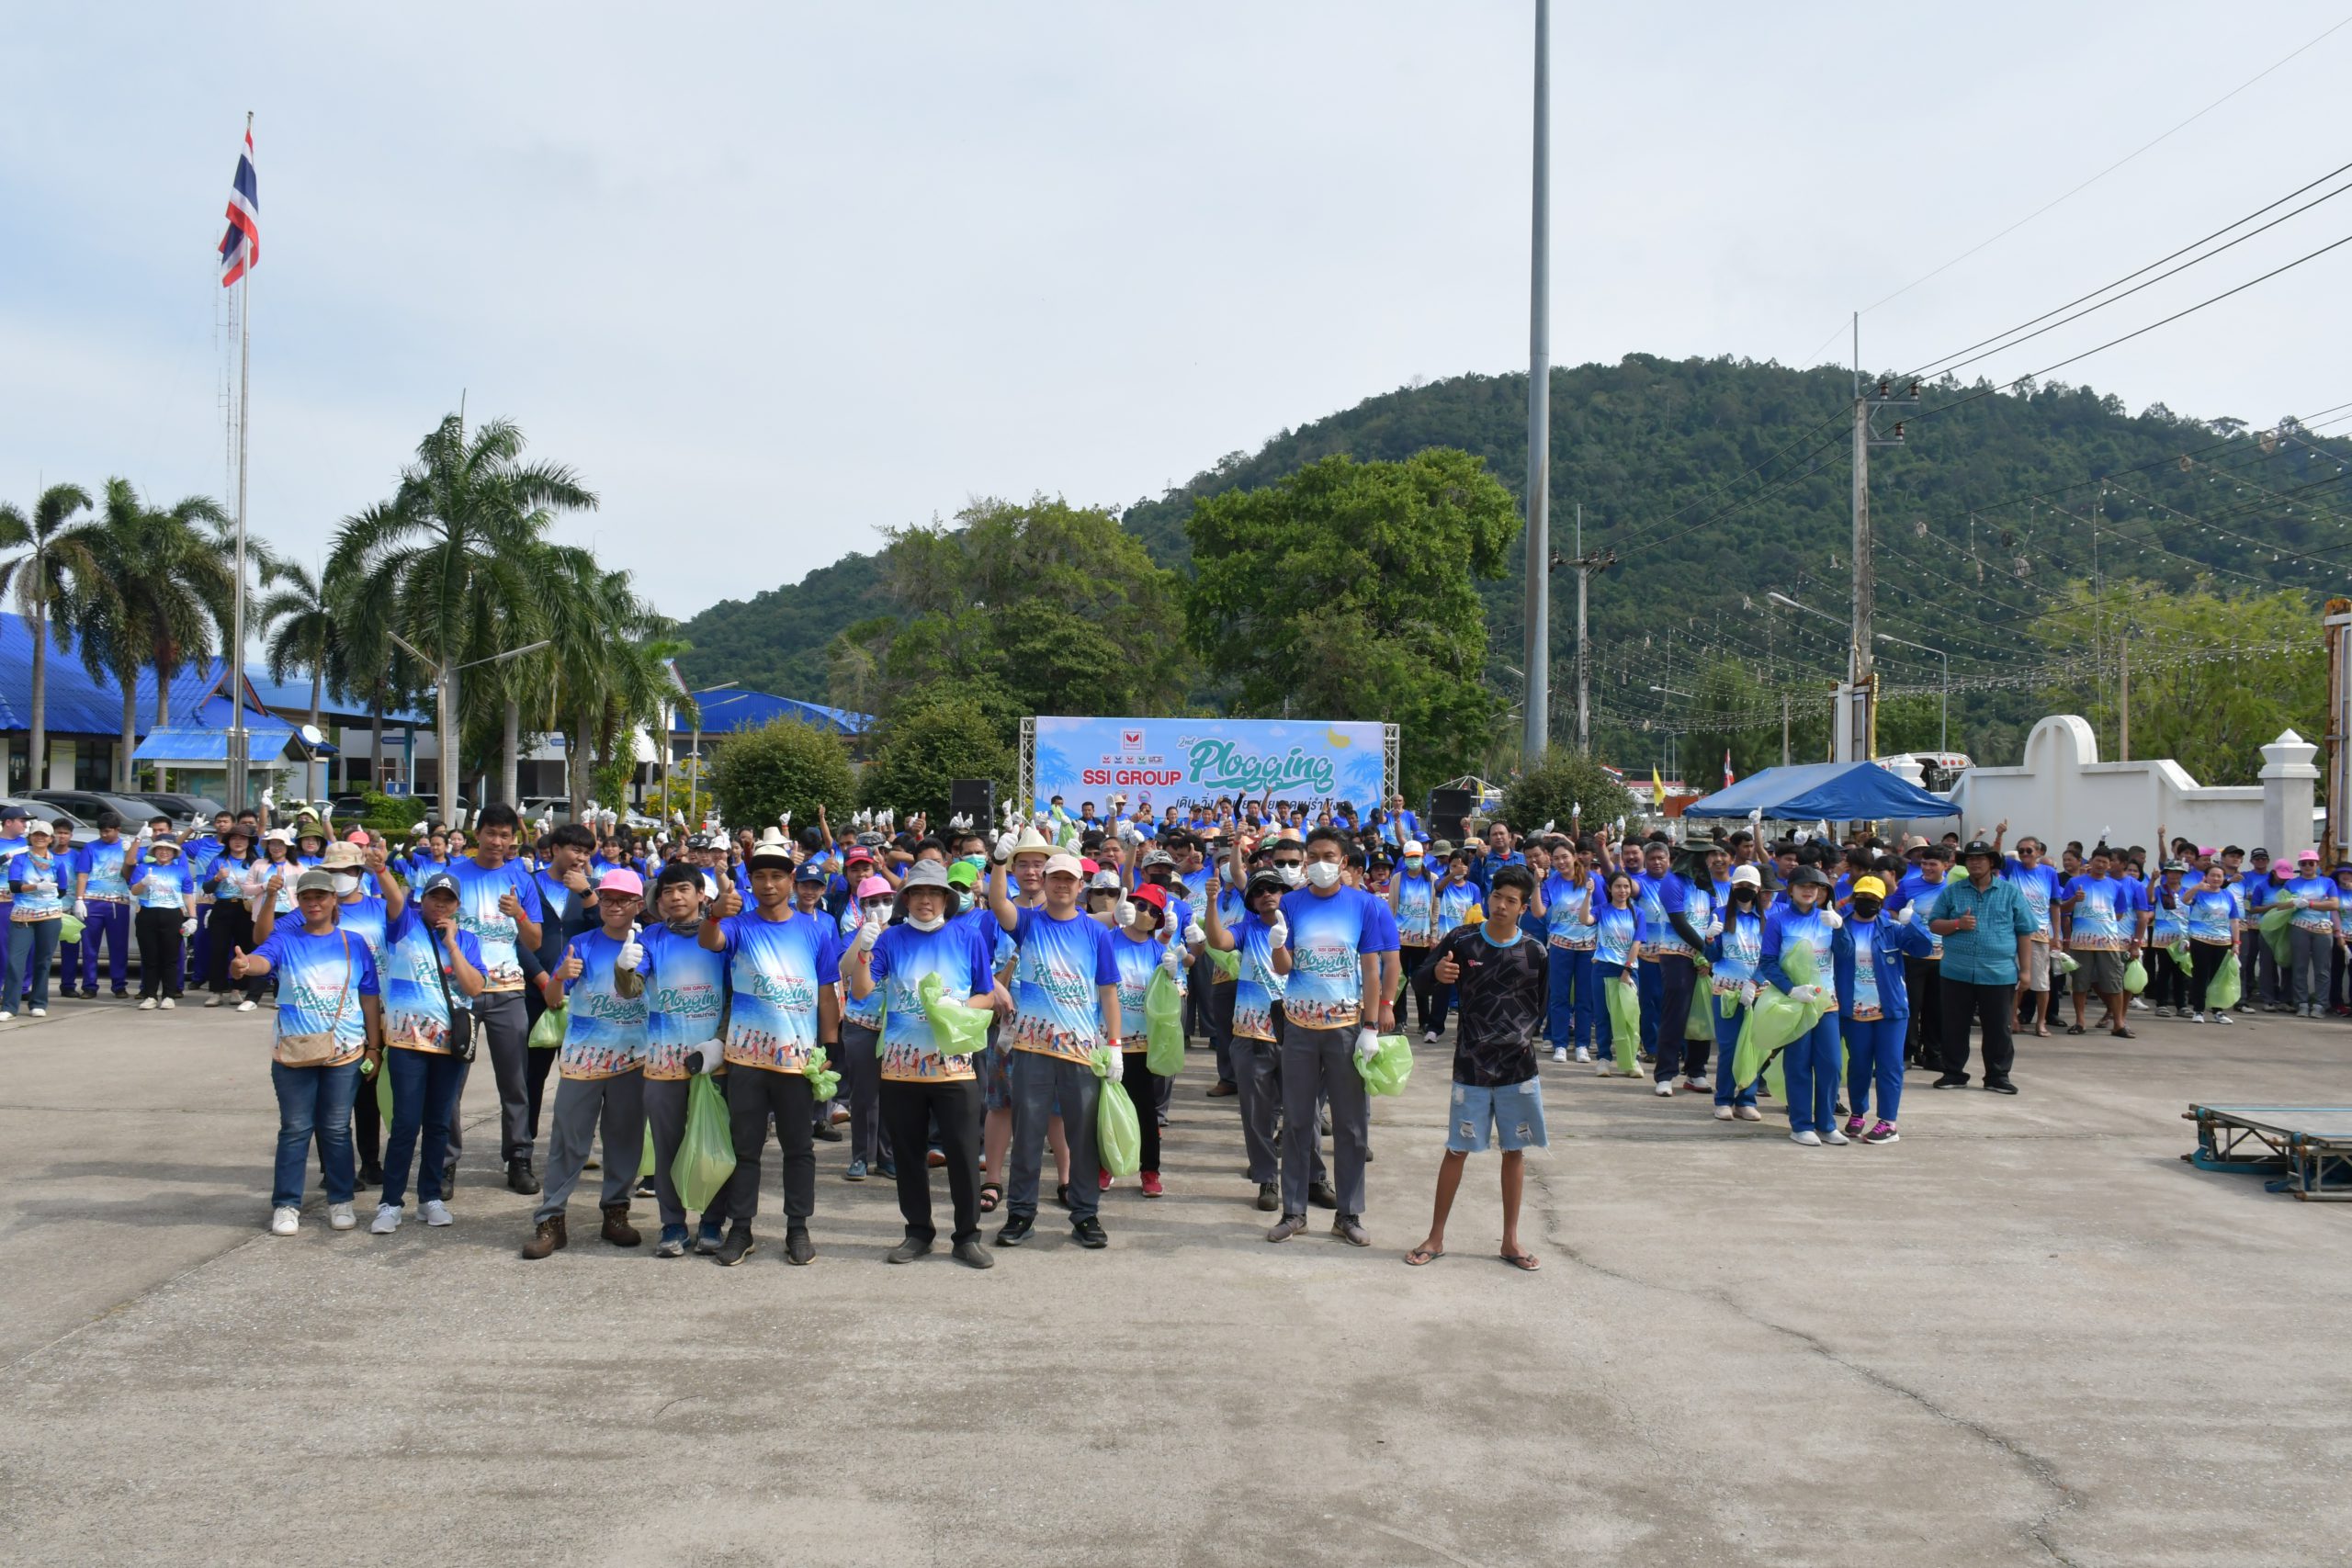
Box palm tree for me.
[327,414,594,817]
[0,482,96,790]
[70,479,233,788]
[536,550,690,819]
[257,560,339,803]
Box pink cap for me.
[596,868,644,897]
[345,829,371,844]
[855,875,892,900]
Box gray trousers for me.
[534,1070,646,1224]
[476,991,536,1163]
[1281,1023,1368,1219]
[2290,926,2334,1005]
[839,1022,890,1166]
[1008,1049,1100,1224]
[1230,1035,1283,1184]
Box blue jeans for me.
[1782,1014,1842,1134]
[1711,998,1757,1108]
[1843,1016,1905,1125]
[271,1058,361,1209]
[381,1047,467,1208]
[1547,945,1594,1051]
[5,919,62,1010]
[1637,961,1662,1053]
[1007,1050,1100,1224]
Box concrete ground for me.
[1,996,2348,1568]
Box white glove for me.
[687,1042,723,1075]
[1820,909,1843,931]
[181,917,198,936]
[1738,979,1758,1007]
[616,924,645,972]
[1268,914,1289,950]
[1354,1027,1381,1065]
[854,915,886,951]
[74,898,87,919]
[1179,908,1203,948]
[992,829,1019,863]
[1543,819,1555,833]
[1791,984,1830,1005]
[1159,942,1182,975]
[1104,1047,1125,1084]
[1114,897,1136,928]
[1703,918,1722,940]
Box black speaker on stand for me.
[1426,786,1474,843]
[948,778,997,826]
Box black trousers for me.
[472,992,535,1164]
[2190,941,2231,1011]
[1903,956,1942,1064]
[1939,979,2017,1085]
[722,1067,816,1228]
[1399,944,1430,1031]
[1116,1046,1163,1173]
[133,908,186,998]
[2151,946,2193,1010]
[206,900,257,995]
[880,1077,982,1244]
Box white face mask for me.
[332,873,361,896]
[1305,861,1341,890]
[1277,863,1305,887]
[906,913,945,933]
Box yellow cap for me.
[1850,874,1888,899]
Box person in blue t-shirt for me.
[128,835,198,1008]
[2001,831,2064,1037]
[1759,866,1843,1145]
[1833,874,1933,1145]
[1203,861,1295,1212]
[2277,849,2340,1016]
[3,819,71,1017]
[1589,869,1647,1077]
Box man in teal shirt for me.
[1928,839,2039,1096]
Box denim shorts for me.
[1448,1077,1548,1154]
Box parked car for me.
[28,789,164,831]
[1,798,94,838]
[127,792,227,829]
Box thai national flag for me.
[218,124,257,287]
[1723,750,1735,788]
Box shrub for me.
[704,718,859,831]
[859,704,1016,823]
[1500,750,1634,837]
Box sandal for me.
[2109,1026,2134,1040]
[1499,1250,1541,1271]
[2033,1026,2052,1038]
[2065,1023,2086,1035]
[1403,1244,1445,1267]
[978,1181,1001,1214]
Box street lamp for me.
[1768,590,1844,629]
[385,632,551,826]
[1877,631,1950,752]
[684,682,740,829]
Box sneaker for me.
[1422,1031,1439,1044]
[2130,997,2149,1011]
[158,998,174,1010]
[1593,1058,1611,1077]
[1684,1075,1711,1092]
[1552,1047,1569,1064]
[995,1213,1035,1247]
[844,1158,868,1182]
[1790,1130,1822,1147]
[2189,1011,2206,1023]
[236,999,255,1012]
[421,1200,452,1227]
[925,1148,946,1168]
[1204,1081,1238,1098]
[1307,1179,1340,1210]
[1863,1121,1900,1145]
[829,1103,851,1126]
[1653,1080,1674,1097]
[1822,1128,1850,1146]
[695,1223,724,1255]
[0,1012,13,1022]
[784,1227,814,1266]
[1071,1217,1108,1249]
[29,1007,48,1018]
[1140,1169,1163,1198]
[1265,1213,1309,1243]
[1735,1104,1764,1122]
[633,1174,656,1198]
[812,1122,844,1144]
[203,995,221,1008]
[1843,1114,1867,1139]
[876,1157,899,1179]
[1984,1079,2019,1096]
[324,1201,355,1230]
[1098,1169,1113,1192]
[138,997,158,1010]
[2213,1012,2233,1025]
[1574,1046,1591,1064]
[1330,1213,1371,1247]
[1713,1105,1734,1122]
[654,1226,688,1258]
[2154,1006,2173,1019]
[369,1203,401,1235]
[887,1235,933,1264]
[269,1205,300,1235]
[713,1224,756,1265]
[953,1239,995,1269]
[1256,1180,1279,1212]
[1931,1072,1969,1089]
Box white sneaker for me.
[203,994,221,1008]
[2188,1011,2205,1023]
[369,1203,401,1235]
[1551,1046,1568,1064]
[0,1011,13,1022]
[2214,1011,2233,1025]
[328,1202,356,1231]
[1573,1045,1591,1063]
[1422,1031,1439,1044]
[138,997,158,1010]
[269,1205,300,1235]
[1736,1104,1764,1122]
[1790,1130,1822,1147]
[28,1007,46,1018]
[2130,997,2149,1011]
[1713,1104,1735,1121]
[159,998,175,1010]
[1684,1075,1711,1092]
[1594,1057,1611,1077]
[421,1199,454,1227]
[1823,1128,1851,1145]
[236,999,255,1012]
[1653,1080,1674,1097]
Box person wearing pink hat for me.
[521,865,650,1259]
[836,874,899,1180]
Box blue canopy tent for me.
[1680,761,1958,821]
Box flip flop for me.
[2065,1024,2086,1035]
[978,1181,1001,1214]
[1403,1245,1445,1267]
[1499,1250,1541,1271]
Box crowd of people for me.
[5,789,2342,1268]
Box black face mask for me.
[1730,886,1756,905]
[1852,896,1883,919]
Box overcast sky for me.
[5,3,2347,639]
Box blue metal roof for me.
[130,694,316,764]
[674,688,872,737]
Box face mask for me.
[1731,886,1756,904]
[1305,862,1341,890]
[956,890,973,912]
[1277,864,1304,886]
[1405,855,1423,871]
[1851,897,1883,919]
[332,873,361,896]
[907,913,945,933]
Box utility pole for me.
[1571,507,1613,755]
[2118,637,2130,762]
[1844,330,1918,764]
[1521,0,1551,764]
[1781,693,1792,766]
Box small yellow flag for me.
[1653,766,1665,803]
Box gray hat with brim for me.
[294,868,337,897]
[892,860,955,920]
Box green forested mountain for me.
[677,354,2350,777]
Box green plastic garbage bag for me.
[1143,966,1186,1077]
[640,1120,655,1182]
[673,1074,737,1214]
[376,1055,393,1125]
[528,1003,567,1050]
[1091,1047,1141,1177]
[917,972,993,1058]
[2259,904,2294,966]
[1732,946,1830,1090]
[804,1044,841,1103]
[59,913,84,944]
[2121,956,2148,995]
[1205,944,1240,981]
[2052,951,2080,976]
[2166,936,2190,967]
[2205,956,2242,1011]
[1355,1033,1413,1097]
[1604,976,1641,1074]
[1684,995,1714,1042]
[1719,991,1737,1021]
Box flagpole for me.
[228,111,252,812]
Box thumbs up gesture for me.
[227,945,254,979]
[616,922,645,972]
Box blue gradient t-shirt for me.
[637,921,730,1079]
[1232,909,1288,1043]
[1007,906,1119,1061]
[447,856,545,992]
[717,908,839,1074]
[558,927,650,1079]
[254,925,380,1066]
[1277,885,1396,1031]
[379,906,482,1053]
[868,921,995,1083]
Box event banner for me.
[1032,716,1387,807]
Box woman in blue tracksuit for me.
[1758,864,1843,1145]
[1706,863,1767,1121]
[1590,870,1645,1077]
[1535,840,1600,1063]
[1833,874,1933,1146]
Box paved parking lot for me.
[2,998,2348,1566]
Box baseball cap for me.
[1729,863,1762,888]
[1850,874,1888,899]
[1043,852,1085,880]
[293,868,335,896]
[1403,840,1424,856]
[854,874,893,901]
[944,861,978,889]
[2299,849,2322,863]
[417,871,459,898]
[597,868,645,897]
[795,861,827,884]
[0,804,25,821]
[1128,884,1169,922]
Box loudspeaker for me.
[1427,787,1474,842]
[948,778,996,825]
